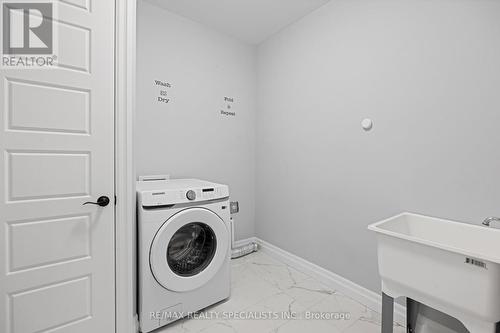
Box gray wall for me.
[256,0,500,294]
[136,1,257,240]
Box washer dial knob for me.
[186,190,196,201]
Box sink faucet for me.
[482,216,500,227]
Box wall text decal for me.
[221,96,236,117]
[154,79,172,104]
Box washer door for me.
[150,207,229,292]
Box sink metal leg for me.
[406,298,420,333]
[382,293,394,333]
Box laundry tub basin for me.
[368,213,500,333]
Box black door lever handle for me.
[83,196,110,207]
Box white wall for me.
[256,0,500,295]
[136,1,257,239]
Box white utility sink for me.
[369,213,500,333]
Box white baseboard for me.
[248,237,406,325]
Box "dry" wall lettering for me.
[154,80,172,104]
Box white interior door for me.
[0,1,116,332]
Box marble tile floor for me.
[155,251,405,333]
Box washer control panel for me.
[137,179,230,207]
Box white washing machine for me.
[137,179,231,333]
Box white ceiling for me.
[143,0,331,44]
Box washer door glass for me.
[167,222,216,277]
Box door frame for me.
[115,0,137,332]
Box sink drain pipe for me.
[229,202,258,259]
